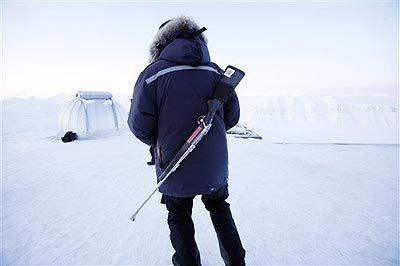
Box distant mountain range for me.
[3,94,398,144]
[239,96,398,143]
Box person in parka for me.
[128,16,246,265]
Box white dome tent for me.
[57,91,128,140]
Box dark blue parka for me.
[128,26,240,197]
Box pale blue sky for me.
[2,1,399,98]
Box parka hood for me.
[149,16,208,64]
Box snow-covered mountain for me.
[4,94,397,143]
[239,95,399,143]
[240,95,398,127]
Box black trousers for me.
[162,184,246,266]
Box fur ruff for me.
[149,16,207,63]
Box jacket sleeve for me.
[223,91,240,131]
[128,71,158,146]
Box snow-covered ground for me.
[2,95,399,265]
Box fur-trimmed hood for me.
[149,16,208,64]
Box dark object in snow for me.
[227,124,262,140]
[61,131,77,142]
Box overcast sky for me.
[2,1,399,98]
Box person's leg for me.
[201,184,245,266]
[164,195,201,266]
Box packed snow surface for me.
[2,95,399,265]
